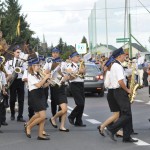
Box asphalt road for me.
[0,86,150,150]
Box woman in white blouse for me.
[25,58,50,140]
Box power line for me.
[138,0,150,14]
[20,5,150,13]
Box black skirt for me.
[107,89,120,112]
[50,85,67,105]
[29,88,46,112]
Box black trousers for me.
[108,88,132,140]
[44,87,49,108]
[50,86,57,116]
[28,90,34,119]
[69,82,85,124]
[9,79,24,119]
[0,103,2,127]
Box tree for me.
[57,37,64,53]
[0,1,6,30]
[81,36,89,52]
[1,0,34,44]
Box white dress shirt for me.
[28,73,41,91]
[0,71,7,91]
[109,62,126,89]
[43,62,52,71]
[4,57,26,79]
[104,71,113,89]
[137,56,144,65]
[66,62,84,82]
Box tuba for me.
[128,65,140,103]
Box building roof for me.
[99,44,117,50]
[131,43,147,52]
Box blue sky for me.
[16,0,150,49]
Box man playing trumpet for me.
[66,51,86,127]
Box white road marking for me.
[86,119,101,124]
[134,100,144,103]
[146,101,150,105]
[67,106,89,117]
[48,97,150,146]
[132,138,150,146]
[67,106,73,110]
[48,100,88,116]
[67,110,71,114]
[48,99,51,103]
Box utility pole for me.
[105,0,108,51]
[129,13,132,58]
[128,0,132,58]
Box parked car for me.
[65,62,104,97]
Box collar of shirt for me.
[33,71,38,75]
[52,57,62,63]
[71,62,78,68]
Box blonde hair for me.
[28,66,34,75]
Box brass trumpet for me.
[38,68,58,87]
[0,56,5,65]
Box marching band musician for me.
[4,45,26,122]
[39,55,49,109]
[22,65,35,120]
[66,51,86,127]
[98,56,121,136]
[105,48,138,143]
[44,48,61,117]
[44,47,70,132]
[0,56,8,133]
[25,57,50,140]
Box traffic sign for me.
[76,43,87,54]
[116,38,129,43]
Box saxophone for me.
[128,65,140,103]
[77,60,85,79]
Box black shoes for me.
[37,136,50,140]
[115,134,123,138]
[68,116,74,125]
[123,138,138,143]
[25,126,31,138]
[1,122,8,126]
[10,116,15,121]
[131,132,138,135]
[49,118,58,128]
[17,118,26,122]
[43,133,50,136]
[74,123,86,127]
[59,129,70,132]
[105,128,116,141]
[97,125,105,137]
